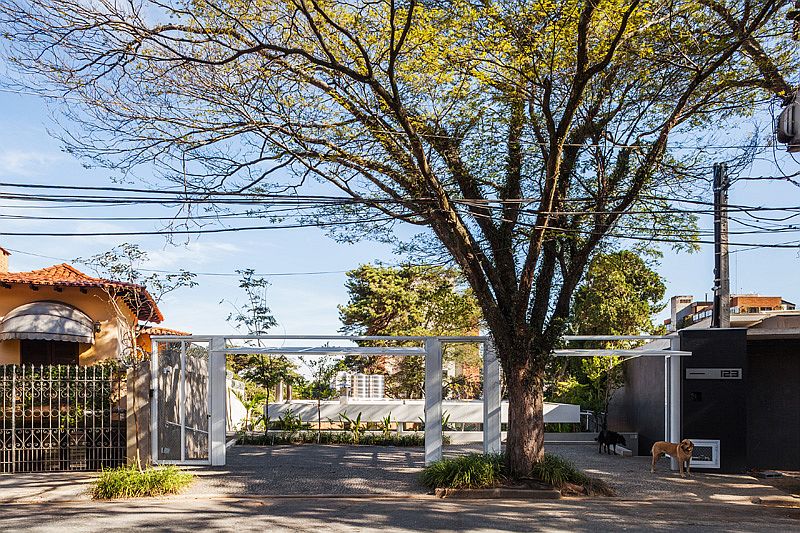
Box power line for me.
[0,216,396,237]
[2,247,349,278]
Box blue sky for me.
[1,88,799,335]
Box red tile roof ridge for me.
[140,326,191,336]
[0,262,163,323]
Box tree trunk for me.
[504,361,546,477]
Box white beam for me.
[424,337,443,466]
[483,341,501,455]
[221,346,425,357]
[555,349,692,357]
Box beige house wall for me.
[0,284,135,365]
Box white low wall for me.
[267,399,580,425]
[227,386,248,431]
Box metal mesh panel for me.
[0,364,126,473]
[155,341,209,462]
[156,342,181,461]
[184,342,209,460]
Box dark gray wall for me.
[613,355,665,456]
[747,339,800,470]
[680,329,748,473]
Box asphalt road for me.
[1,496,798,532]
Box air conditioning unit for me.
[689,439,720,469]
[777,101,800,152]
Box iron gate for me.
[0,364,126,473]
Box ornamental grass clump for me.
[530,453,589,488]
[91,464,194,499]
[420,453,506,489]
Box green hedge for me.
[237,431,444,447]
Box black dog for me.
[595,430,627,455]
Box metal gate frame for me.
[149,334,690,468]
[150,338,213,466]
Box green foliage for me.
[91,465,193,499]
[572,251,667,339]
[298,355,345,401]
[531,454,589,488]
[422,453,594,491]
[421,453,506,489]
[338,412,366,444]
[379,413,393,438]
[275,410,305,435]
[339,264,482,399]
[237,431,430,447]
[222,269,301,431]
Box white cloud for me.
[0,149,66,177]
[144,241,244,270]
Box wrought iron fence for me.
[0,364,126,473]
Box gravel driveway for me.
[187,445,427,496]
[185,443,792,506]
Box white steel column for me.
[669,336,682,471]
[664,356,670,442]
[150,339,159,464]
[424,337,443,466]
[179,341,186,462]
[209,336,227,466]
[483,340,501,455]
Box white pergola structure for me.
[149,334,690,467]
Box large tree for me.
[1,0,795,474]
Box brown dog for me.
[651,439,694,477]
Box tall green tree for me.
[222,269,300,431]
[339,264,482,398]
[555,250,666,428]
[572,251,667,338]
[2,0,795,475]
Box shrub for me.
[420,453,506,489]
[91,464,194,499]
[531,453,589,488]
[421,452,603,493]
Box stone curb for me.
[434,487,561,500]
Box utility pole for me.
[712,163,730,328]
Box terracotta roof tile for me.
[0,263,163,323]
[140,326,191,336]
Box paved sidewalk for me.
[1,495,799,532]
[0,472,94,503]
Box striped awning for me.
[0,301,95,344]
